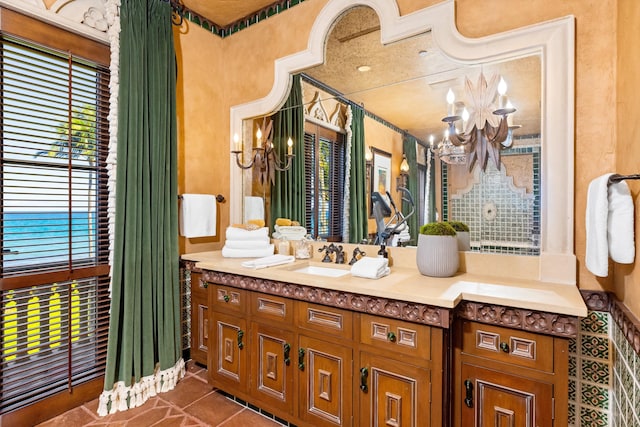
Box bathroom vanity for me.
[182,250,586,427]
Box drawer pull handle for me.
[237,330,244,349]
[464,379,473,408]
[223,294,230,303]
[298,348,305,371]
[283,343,291,365]
[387,331,396,342]
[360,367,369,392]
[500,342,509,353]
[202,282,208,289]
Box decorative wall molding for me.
[455,300,579,338]
[611,298,640,354]
[580,290,611,312]
[200,269,451,328]
[0,0,112,43]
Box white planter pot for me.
[456,231,471,251]
[416,234,459,277]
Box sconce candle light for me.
[231,118,294,187]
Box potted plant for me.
[446,221,471,251]
[416,222,459,277]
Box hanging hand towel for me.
[351,256,390,279]
[608,180,635,264]
[179,194,217,238]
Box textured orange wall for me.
[175,0,632,311]
[614,0,640,317]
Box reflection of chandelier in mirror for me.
[429,73,519,171]
[231,118,294,186]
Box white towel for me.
[244,196,265,222]
[351,256,390,279]
[608,180,635,264]
[586,174,636,277]
[224,237,271,249]
[225,226,269,241]
[240,254,295,269]
[221,244,274,258]
[179,194,217,238]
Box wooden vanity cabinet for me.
[453,320,568,427]
[205,278,444,427]
[357,314,443,427]
[189,272,208,365]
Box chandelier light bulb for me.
[256,128,262,148]
[446,88,455,116]
[287,137,293,155]
[462,107,469,123]
[498,77,508,109]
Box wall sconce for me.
[396,154,409,189]
[231,118,294,186]
[432,73,519,171]
[365,145,373,186]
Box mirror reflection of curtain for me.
[347,105,368,243]
[270,75,305,227]
[402,135,418,243]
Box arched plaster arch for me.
[230,0,575,283]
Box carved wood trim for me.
[201,270,451,328]
[580,290,611,312]
[611,299,640,355]
[455,301,579,338]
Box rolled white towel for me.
[241,254,295,269]
[222,244,274,258]
[225,226,269,241]
[224,237,271,250]
[351,256,390,279]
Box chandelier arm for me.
[232,150,260,169]
[489,117,510,144]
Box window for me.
[304,121,345,241]
[0,10,111,418]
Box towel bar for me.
[607,174,640,185]
[178,194,225,203]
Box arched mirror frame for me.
[229,0,576,284]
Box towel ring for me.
[608,174,640,185]
[178,194,226,203]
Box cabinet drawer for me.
[190,272,208,297]
[251,293,294,325]
[360,314,431,360]
[209,284,246,314]
[297,301,353,340]
[461,321,554,372]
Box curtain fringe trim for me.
[97,358,186,416]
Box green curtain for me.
[101,0,181,413]
[402,135,419,243]
[348,106,368,243]
[270,75,305,227]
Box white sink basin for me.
[292,265,350,278]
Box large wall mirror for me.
[230,0,575,283]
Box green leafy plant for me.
[446,221,469,232]
[419,222,456,236]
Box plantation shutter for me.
[0,8,111,421]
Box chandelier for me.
[430,73,519,171]
[231,118,294,187]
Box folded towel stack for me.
[351,256,390,279]
[222,226,274,258]
[241,254,295,269]
[585,173,635,277]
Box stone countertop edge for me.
[182,251,588,318]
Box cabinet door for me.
[359,352,431,427]
[298,335,353,427]
[460,363,553,427]
[251,322,295,415]
[190,292,208,365]
[209,311,248,393]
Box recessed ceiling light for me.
[418,50,428,57]
[357,65,371,72]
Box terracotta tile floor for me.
[37,362,283,427]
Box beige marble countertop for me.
[182,251,588,317]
